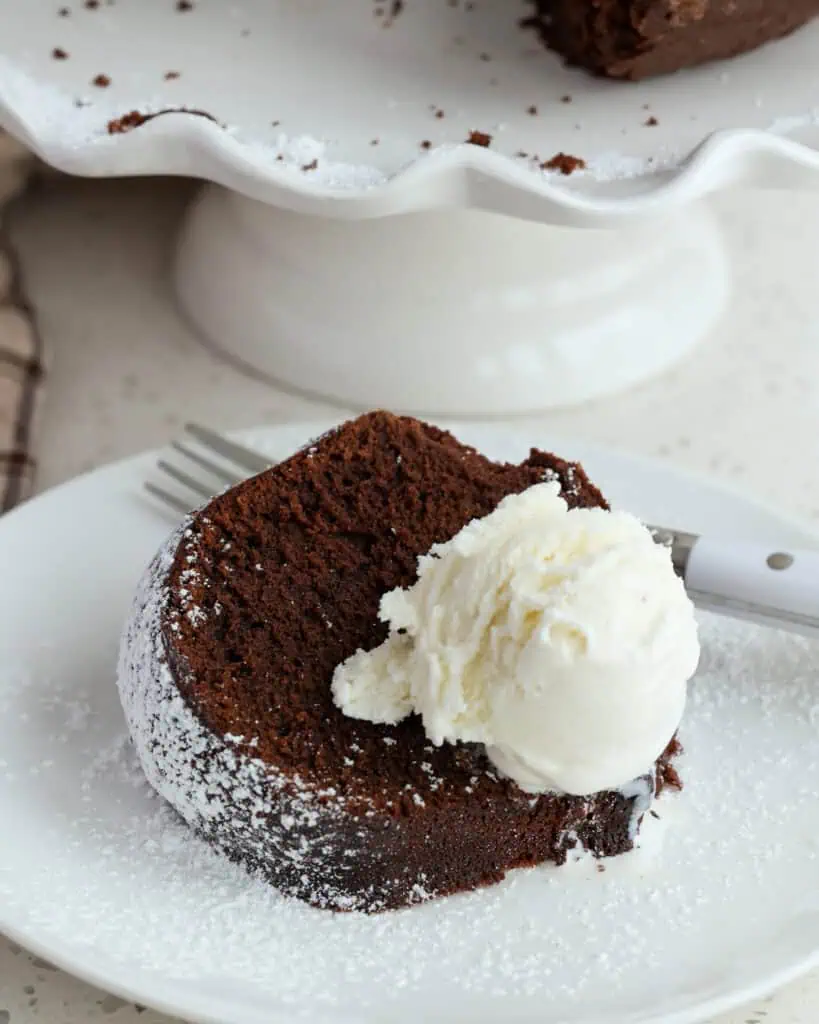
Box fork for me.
[145,423,270,516]
[147,424,819,638]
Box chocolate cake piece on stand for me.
[532,0,819,80]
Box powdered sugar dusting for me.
[0,57,105,144]
[118,522,448,914]
[3,601,819,1019]
[0,54,656,189]
[0,57,385,190]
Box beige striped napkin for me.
[0,131,39,514]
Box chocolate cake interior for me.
[167,413,610,808]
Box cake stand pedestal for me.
[174,186,728,415]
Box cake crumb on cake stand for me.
[2,0,818,413]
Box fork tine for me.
[170,441,244,488]
[157,460,216,502]
[184,424,270,476]
[146,426,271,518]
[145,481,193,516]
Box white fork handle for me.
[683,539,819,636]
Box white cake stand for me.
[3,1,819,413]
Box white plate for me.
[2,0,819,223]
[2,421,819,1024]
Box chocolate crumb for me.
[92,73,111,87]
[527,104,538,115]
[541,152,586,175]
[302,159,319,172]
[466,130,492,147]
[164,70,180,80]
[420,140,432,150]
[560,94,572,103]
[661,761,682,792]
[596,863,606,873]
[655,736,683,795]
[379,0,403,25]
[107,106,218,134]
[52,47,69,59]
[58,6,70,14]
[479,52,491,62]
[434,109,445,119]
[84,0,99,7]
[176,0,193,9]
[370,138,380,146]
[107,111,149,134]
[271,120,281,127]
[645,115,659,126]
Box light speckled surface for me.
[3,176,819,1022]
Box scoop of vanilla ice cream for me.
[331,481,700,796]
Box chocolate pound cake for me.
[118,412,681,913]
[532,0,819,80]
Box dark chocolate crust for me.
[119,412,681,913]
[532,0,819,80]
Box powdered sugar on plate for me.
[2,607,819,1022]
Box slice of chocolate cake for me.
[118,412,681,913]
[532,0,819,80]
